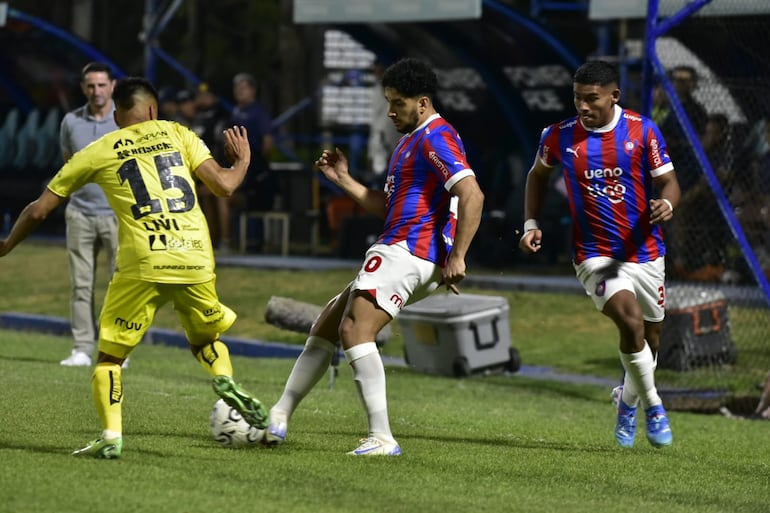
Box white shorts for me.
[352,242,443,318]
[573,256,666,322]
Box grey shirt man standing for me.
[58,62,119,367]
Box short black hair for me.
[81,61,114,81]
[573,60,619,87]
[113,77,159,110]
[381,58,438,99]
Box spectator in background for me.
[666,113,736,282]
[701,113,733,174]
[173,89,197,128]
[650,83,670,127]
[659,65,709,192]
[220,72,275,253]
[366,60,400,189]
[58,61,119,368]
[753,371,770,419]
[193,83,229,160]
[745,119,770,276]
[193,83,231,249]
[157,87,178,121]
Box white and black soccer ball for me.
[209,399,265,447]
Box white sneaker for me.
[60,350,92,367]
[347,436,402,456]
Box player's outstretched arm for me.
[195,125,251,197]
[0,189,65,257]
[315,147,387,218]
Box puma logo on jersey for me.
[565,147,579,158]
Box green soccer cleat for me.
[72,437,123,459]
[212,375,268,430]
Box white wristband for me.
[523,219,540,232]
[661,198,673,213]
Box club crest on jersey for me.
[624,141,635,153]
[595,280,606,297]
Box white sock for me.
[102,429,121,440]
[345,342,395,443]
[620,371,639,408]
[619,341,662,411]
[620,340,659,407]
[271,336,336,421]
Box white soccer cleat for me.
[263,420,287,445]
[60,350,92,367]
[263,409,288,445]
[347,436,402,456]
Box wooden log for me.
[264,296,391,345]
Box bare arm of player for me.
[0,189,66,257]
[444,176,484,294]
[194,125,251,198]
[518,158,553,254]
[649,170,681,225]
[315,147,387,219]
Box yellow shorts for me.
[98,273,236,358]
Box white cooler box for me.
[398,293,520,377]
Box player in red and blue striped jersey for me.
[538,100,671,264]
[265,58,484,456]
[519,60,681,449]
[377,112,472,264]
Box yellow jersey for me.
[48,119,217,284]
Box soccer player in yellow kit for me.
[0,77,267,459]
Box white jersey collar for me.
[410,113,442,135]
[581,104,622,133]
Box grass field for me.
[1,330,769,513]
[1,243,769,513]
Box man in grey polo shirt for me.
[58,62,119,367]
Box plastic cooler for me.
[398,293,520,377]
[659,286,737,371]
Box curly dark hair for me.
[573,60,619,87]
[381,58,438,99]
[113,77,159,110]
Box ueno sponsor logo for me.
[584,167,623,180]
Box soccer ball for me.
[209,399,265,447]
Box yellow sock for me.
[196,340,233,377]
[92,363,123,436]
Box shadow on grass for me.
[0,354,57,365]
[403,431,615,453]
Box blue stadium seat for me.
[0,108,20,170]
[12,109,40,169]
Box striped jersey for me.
[538,104,674,264]
[48,119,216,284]
[377,114,475,265]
